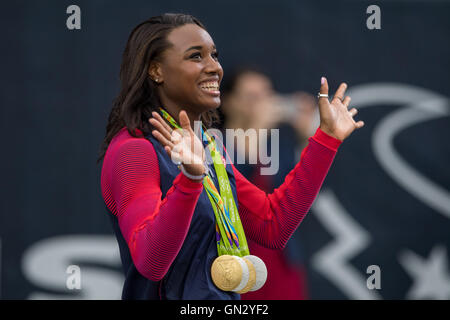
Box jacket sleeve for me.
[107,138,203,281]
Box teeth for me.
[200,81,219,91]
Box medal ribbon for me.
[159,108,249,257]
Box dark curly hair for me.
[97,13,220,163]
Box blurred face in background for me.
[223,71,280,129]
[291,92,318,139]
[222,71,318,136]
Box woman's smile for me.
[199,78,220,96]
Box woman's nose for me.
[204,57,222,75]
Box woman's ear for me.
[148,62,163,84]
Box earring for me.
[149,74,159,83]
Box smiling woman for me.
[149,24,223,116]
[97,14,221,164]
[98,13,363,300]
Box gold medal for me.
[236,257,256,294]
[211,255,243,291]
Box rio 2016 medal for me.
[243,255,267,291]
[236,257,256,294]
[211,255,243,291]
[230,256,249,292]
[211,255,268,293]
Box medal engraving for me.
[211,255,243,291]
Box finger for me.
[355,120,365,129]
[318,77,330,108]
[179,110,192,131]
[152,130,175,149]
[343,96,351,108]
[349,108,358,117]
[152,111,175,134]
[149,117,173,142]
[319,76,329,96]
[333,82,348,102]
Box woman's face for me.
[156,24,223,114]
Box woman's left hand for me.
[317,77,364,141]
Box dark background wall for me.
[1,0,449,299]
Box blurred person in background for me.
[220,68,318,299]
[284,92,320,151]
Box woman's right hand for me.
[149,110,207,178]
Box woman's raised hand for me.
[149,110,206,177]
[317,77,364,141]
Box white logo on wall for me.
[311,83,450,299]
[399,245,450,299]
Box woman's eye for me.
[212,51,219,60]
[190,52,201,60]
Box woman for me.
[99,13,364,300]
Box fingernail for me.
[321,77,325,85]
